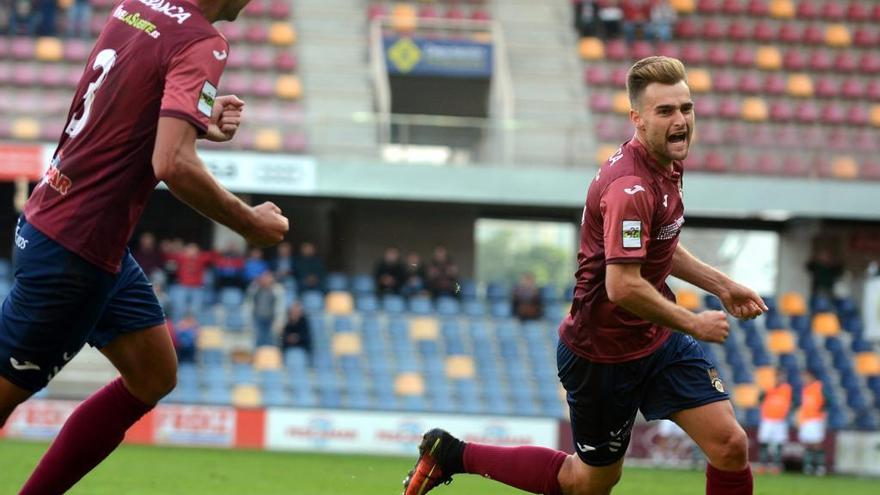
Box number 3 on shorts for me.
[66,48,117,138]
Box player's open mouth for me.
[667,132,688,144]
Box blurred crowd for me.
[1,0,93,38]
[573,0,677,42]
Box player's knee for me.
[710,426,749,471]
[126,365,177,404]
[557,455,621,495]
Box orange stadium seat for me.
[391,3,418,33]
[767,330,796,354]
[410,316,440,341]
[253,346,282,370]
[612,91,630,115]
[254,128,282,152]
[741,97,768,121]
[676,289,700,310]
[733,384,760,408]
[11,118,41,140]
[275,75,302,100]
[870,105,880,127]
[755,46,781,70]
[197,326,225,349]
[325,291,354,315]
[394,372,426,396]
[812,312,841,336]
[855,353,880,376]
[331,333,362,356]
[688,68,712,93]
[268,23,297,46]
[578,37,604,61]
[786,74,813,97]
[755,366,776,391]
[595,144,619,166]
[769,0,794,18]
[669,0,696,14]
[825,24,851,48]
[830,156,859,180]
[445,355,476,379]
[779,292,806,316]
[34,37,63,62]
[232,385,262,408]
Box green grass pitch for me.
[1,439,877,494]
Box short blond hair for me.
[626,56,688,107]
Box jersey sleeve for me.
[159,35,229,135]
[601,175,656,263]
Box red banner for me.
[0,143,44,181]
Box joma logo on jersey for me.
[136,0,192,24]
[46,167,72,195]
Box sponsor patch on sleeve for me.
[198,80,217,117]
[622,220,642,249]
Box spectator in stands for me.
[172,313,199,363]
[649,0,675,42]
[402,251,428,297]
[295,241,326,291]
[758,368,792,474]
[160,238,184,285]
[426,245,459,298]
[375,246,406,294]
[171,242,213,316]
[272,241,295,282]
[66,0,91,38]
[246,270,286,347]
[622,0,650,42]
[511,272,544,321]
[597,0,623,39]
[281,301,311,360]
[213,240,245,290]
[806,248,844,301]
[133,232,163,280]
[572,0,599,38]
[797,370,826,475]
[35,0,57,36]
[6,0,37,35]
[243,247,270,285]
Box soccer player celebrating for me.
[402,56,766,495]
[0,1,288,493]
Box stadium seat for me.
[825,24,851,47]
[268,23,296,46]
[578,37,604,60]
[612,91,630,115]
[855,353,880,376]
[391,3,418,32]
[813,312,841,336]
[670,0,696,13]
[767,330,796,354]
[275,75,302,100]
[786,74,814,97]
[254,128,282,151]
[409,295,434,315]
[325,291,354,315]
[34,37,63,62]
[741,97,768,121]
[756,46,781,70]
[410,316,440,341]
[830,156,859,180]
[446,355,476,379]
[688,68,712,93]
[332,333,362,356]
[779,292,806,316]
[11,118,39,140]
[676,289,700,310]
[733,383,760,408]
[254,346,282,370]
[394,372,426,396]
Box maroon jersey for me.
[559,138,686,363]
[25,0,228,273]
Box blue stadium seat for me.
[486,281,509,301]
[762,295,777,313]
[203,384,231,405]
[810,295,833,313]
[291,389,317,407]
[763,312,784,330]
[790,315,809,334]
[351,274,375,295]
[835,297,857,317]
[540,285,560,302]
[400,395,426,412]
[219,287,245,308]
[262,386,289,407]
[436,296,460,316]
[326,272,349,292]
[347,389,372,409]
[301,290,324,313]
[233,363,256,384]
[462,300,486,317]
[852,338,873,353]
[334,316,355,333]
[490,301,513,319]
[383,294,406,314]
[200,349,226,367]
[458,280,478,300]
[355,293,379,313]
[743,408,761,428]
[408,296,433,315]
[855,411,879,430]
[225,310,246,332]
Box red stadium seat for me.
[446,5,466,20]
[283,132,308,153]
[847,105,870,126]
[226,47,248,70]
[707,45,730,66]
[611,67,629,86]
[0,38,8,59]
[713,71,738,93]
[367,3,387,20]
[244,0,267,17]
[719,97,740,119]
[803,24,824,44]
[275,51,298,72]
[40,120,64,142]
[774,124,799,146]
[826,129,850,151]
[589,92,613,113]
[605,40,628,61]
[853,128,877,151]
[747,0,768,16]
[223,73,250,96]
[732,46,754,67]
[249,49,273,71]
[863,161,880,181]
[820,103,846,125]
[796,0,820,19]
[769,100,793,121]
[675,18,700,39]
[834,52,858,73]
[704,151,728,173]
[698,121,724,145]
[821,1,846,20]
[814,77,837,98]
[684,150,707,172]
[697,0,721,13]
[860,52,880,75]
[64,65,81,88]
[595,117,620,141]
[63,39,89,63]
[867,80,880,101]
[722,0,745,15]
[728,19,750,41]
[853,27,876,48]
[795,102,819,124]
[10,37,34,60]
[782,156,810,177]
[471,9,491,21]
[655,42,681,59]
[12,63,38,86]
[841,78,864,99]
[809,49,832,72]
[872,4,880,22]
[631,41,654,61]
[221,22,244,42]
[245,24,269,44]
[731,153,755,174]
[584,65,611,86]
[778,23,801,43]
[848,1,870,21]
[782,49,806,71]
[703,19,726,40]
[697,95,720,118]
[754,154,779,175]
[269,0,291,19]
[39,65,65,88]
[252,77,274,98]
[764,73,787,95]
[739,72,762,94]
[419,4,440,18]
[752,21,776,42]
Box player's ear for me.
[630,108,642,130]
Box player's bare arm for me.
[606,263,730,343]
[671,244,767,320]
[203,94,244,142]
[152,116,288,246]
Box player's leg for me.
[0,375,32,427]
[640,333,752,495]
[19,251,169,495]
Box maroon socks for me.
[706,463,754,495]
[463,443,567,495]
[20,378,153,494]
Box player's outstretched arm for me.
[671,244,767,320]
[203,95,244,142]
[607,263,730,343]
[153,116,289,247]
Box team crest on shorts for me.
[708,368,724,393]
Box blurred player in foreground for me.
[402,56,766,495]
[0,1,288,493]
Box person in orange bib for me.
[798,369,826,475]
[757,368,792,473]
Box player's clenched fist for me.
[206,95,245,143]
[690,310,729,343]
[246,201,289,247]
